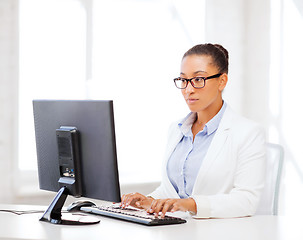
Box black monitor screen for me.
[33,100,121,203]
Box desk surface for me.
[0,204,302,240]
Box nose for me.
[184,81,195,93]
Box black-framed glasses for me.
[173,73,223,89]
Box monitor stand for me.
[40,187,100,225]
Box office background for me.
[0,0,303,217]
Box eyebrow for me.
[180,70,208,75]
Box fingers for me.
[135,197,153,210]
[120,192,136,207]
[147,198,196,218]
[120,192,146,208]
[160,199,175,218]
[121,196,196,217]
[148,199,176,218]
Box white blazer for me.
[149,105,266,218]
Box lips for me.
[187,98,199,104]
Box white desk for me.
[0,204,302,240]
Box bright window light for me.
[19,0,86,170]
[18,0,205,184]
[281,0,303,169]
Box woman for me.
[121,43,266,219]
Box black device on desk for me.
[33,100,186,226]
[33,100,120,225]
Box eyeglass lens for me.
[175,77,205,89]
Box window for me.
[18,0,205,188]
[19,0,87,172]
[269,0,303,215]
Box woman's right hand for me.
[120,192,153,209]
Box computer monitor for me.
[33,100,121,225]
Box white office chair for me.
[255,143,284,215]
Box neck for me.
[196,99,223,126]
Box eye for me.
[180,78,187,83]
[193,77,204,82]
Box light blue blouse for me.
[167,102,227,198]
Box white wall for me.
[0,0,19,203]
[205,0,271,132]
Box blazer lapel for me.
[192,106,234,191]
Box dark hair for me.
[183,43,229,74]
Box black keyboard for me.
[80,205,186,226]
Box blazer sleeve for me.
[191,122,266,218]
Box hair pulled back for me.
[183,43,229,74]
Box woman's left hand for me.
[138,198,197,218]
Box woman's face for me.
[180,54,227,113]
